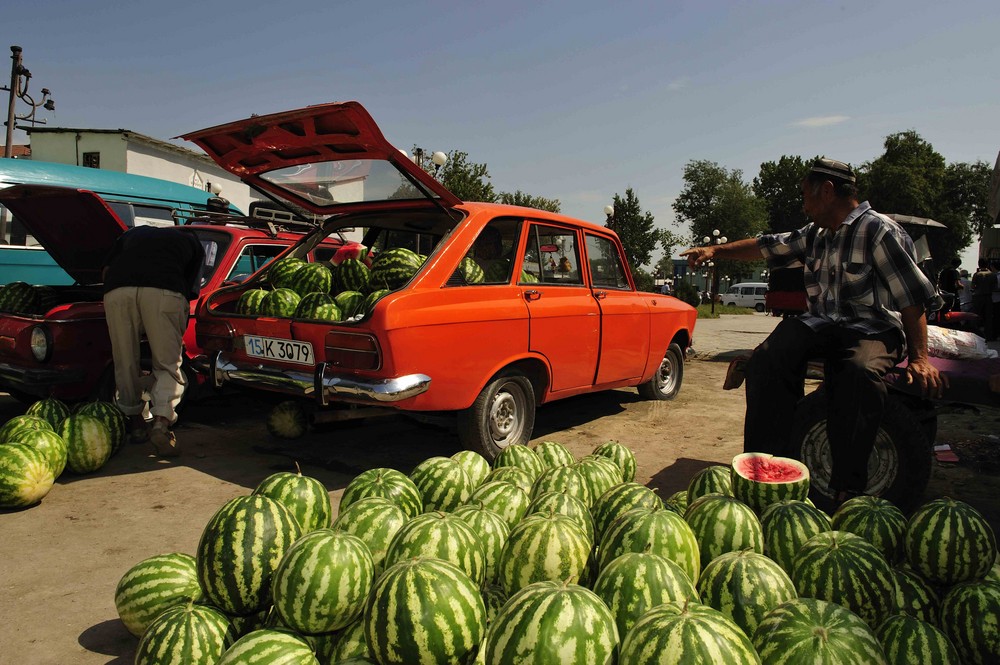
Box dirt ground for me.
[1,314,997,664]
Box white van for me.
[723,282,768,311]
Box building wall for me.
[29,132,129,171]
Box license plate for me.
[244,335,314,365]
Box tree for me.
[752,155,811,234]
[606,188,659,271]
[657,228,690,263]
[672,160,769,281]
[497,190,561,213]
[861,131,980,266]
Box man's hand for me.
[903,357,948,399]
[680,246,714,268]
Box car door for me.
[584,233,650,384]
[519,223,600,392]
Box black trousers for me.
[743,318,903,493]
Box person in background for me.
[958,269,973,312]
[971,258,995,339]
[680,158,945,507]
[102,225,205,456]
[936,257,962,313]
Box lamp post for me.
[702,229,727,313]
[411,148,448,177]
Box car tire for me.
[755,303,765,312]
[457,371,535,462]
[791,388,931,512]
[726,302,735,307]
[637,342,684,401]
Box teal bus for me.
[0,159,237,284]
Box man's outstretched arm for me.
[679,238,763,268]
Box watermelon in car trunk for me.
[287,262,333,297]
[293,292,340,321]
[260,288,301,317]
[335,258,371,293]
[731,452,810,514]
[267,256,307,289]
[236,288,268,315]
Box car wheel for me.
[755,303,766,312]
[726,302,736,307]
[637,342,684,401]
[457,371,536,462]
[791,389,931,512]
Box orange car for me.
[186,102,696,458]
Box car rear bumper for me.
[191,352,431,406]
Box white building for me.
[25,127,261,213]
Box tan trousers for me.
[104,286,188,424]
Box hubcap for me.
[655,351,678,395]
[800,423,898,498]
[488,381,524,443]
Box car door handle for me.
[524,290,541,301]
[594,291,607,299]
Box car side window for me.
[226,244,286,283]
[585,234,629,289]
[755,287,767,296]
[524,224,581,285]
[454,218,523,285]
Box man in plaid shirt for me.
[681,158,947,505]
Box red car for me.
[0,185,340,403]
[187,102,697,458]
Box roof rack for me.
[176,208,320,238]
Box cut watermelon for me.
[731,452,810,515]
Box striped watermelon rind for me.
[293,292,340,321]
[237,288,269,315]
[217,629,318,665]
[287,262,333,297]
[75,401,126,454]
[408,456,474,513]
[687,464,733,504]
[752,597,886,665]
[590,481,663,542]
[696,549,797,639]
[790,530,896,628]
[196,495,302,616]
[903,497,998,586]
[6,428,68,478]
[938,580,1000,665]
[114,552,203,637]
[759,499,832,576]
[526,490,595,545]
[875,614,960,665]
[497,512,591,595]
[530,465,592,506]
[730,452,810,515]
[0,443,55,507]
[684,494,764,570]
[483,580,618,665]
[451,449,491,488]
[619,600,760,665]
[492,443,545,482]
[891,564,940,625]
[591,440,637,483]
[832,495,907,564]
[599,505,702,585]
[265,401,311,440]
[466,479,531,528]
[451,504,510,587]
[267,256,307,290]
[25,397,71,430]
[135,602,235,665]
[260,288,301,317]
[336,258,371,293]
[271,529,374,634]
[593,551,699,639]
[0,414,52,441]
[331,496,408,577]
[252,470,331,533]
[59,413,113,474]
[368,247,423,291]
[364,557,485,665]
[340,467,423,519]
[384,511,487,587]
[532,440,576,469]
[333,290,365,320]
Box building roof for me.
[25,127,215,165]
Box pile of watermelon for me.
[0,397,123,508]
[0,281,61,316]
[116,444,1000,664]
[236,247,425,323]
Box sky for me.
[5,0,999,266]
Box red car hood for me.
[180,101,461,215]
[0,184,128,285]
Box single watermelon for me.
[331,496,407,577]
[265,400,310,439]
[384,511,487,586]
[135,602,235,665]
[59,413,113,474]
[252,469,331,533]
[0,443,55,507]
[259,288,301,317]
[339,467,423,519]
[903,498,997,586]
[731,452,810,514]
[752,597,886,664]
[25,397,71,429]
[236,288,268,315]
[115,552,203,637]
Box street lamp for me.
[411,148,448,177]
[702,229,727,313]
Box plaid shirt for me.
[758,202,938,338]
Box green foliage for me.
[497,190,561,213]
[658,228,691,263]
[632,266,656,292]
[753,155,811,234]
[435,150,496,203]
[606,188,660,272]
[860,131,984,265]
[673,279,701,308]
[673,160,769,279]
[695,303,755,319]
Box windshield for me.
[260,159,437,207]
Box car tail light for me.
[196,320,236,353]
[324,331,381,371]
